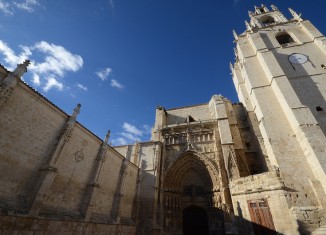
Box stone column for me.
[131,163,142,223]
[27,104,81,217]
[110,158,129,223]
[81,130,110,221]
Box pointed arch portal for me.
[163,151,225,234]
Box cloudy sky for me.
[0,0,325,145]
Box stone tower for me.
[231,4,326,234]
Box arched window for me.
[261,16,275,25]
[276,33,295,46]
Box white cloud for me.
[111,122,152,146]
[0,0,13,15]
[123,122,143,136]
[0,41,30,67]
[95,67,124,89]
[143,124,152,134]
[30,41,83,77]
[112,137,128,146]
[43,77,63,92]
[32,74,40,85]
[0,40,83,92]
[120,132,141,141]
[110,79,124,89]
[0,0,40,15]
[14,0,38,12]
[96,67,112,81]
[76,83,88,91]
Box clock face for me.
[288,53,308,64]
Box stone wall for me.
[0,215,136,235]
[0,80,139,232]
[115,141,162,235]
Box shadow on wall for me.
[230,204,311,235]
[260,32,326,137]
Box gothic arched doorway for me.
[183,206,209,235]
[163,151,224,234]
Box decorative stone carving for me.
[245,20,253,32]
[271,4,277,11]
[213,192,222,208]
[289,8,303,22]
[74,150,84,162]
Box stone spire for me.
[4,60,31,87]
[229,62,234,73]
[245,20,252,32]
[68,103,81,124]
[270,4,278,11]
[232,30,238,41]
[104,130,111,144]
[289,8,303,22]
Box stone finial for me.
[245,20,252,32]
[232,30,238,41]
[271,4,278,11]
[248,11,253,17]
[289,8,302,22]
[233,48,238,58]
[12,59,31,78]
[254,5,260,14]
[229,62,234,73]
[3,59,30,88]
[104,130,111,144]
[0,59,31,108]
[66,103,81,126]
[251,17,261,27]
[73,103,81,117]
[261,4,269,13]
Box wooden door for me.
[248,199,276,235]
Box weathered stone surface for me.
[1,5,326,235]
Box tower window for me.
[316,106,324,111]
[261,16,275,25]
[276,33,295,46]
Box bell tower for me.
[231,5,326,234]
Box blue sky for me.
[0,0,325,145]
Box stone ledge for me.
[230,171,285,196]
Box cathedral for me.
[1,4,326,235]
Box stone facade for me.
[1,4,326,235]
[0,63,139,234]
